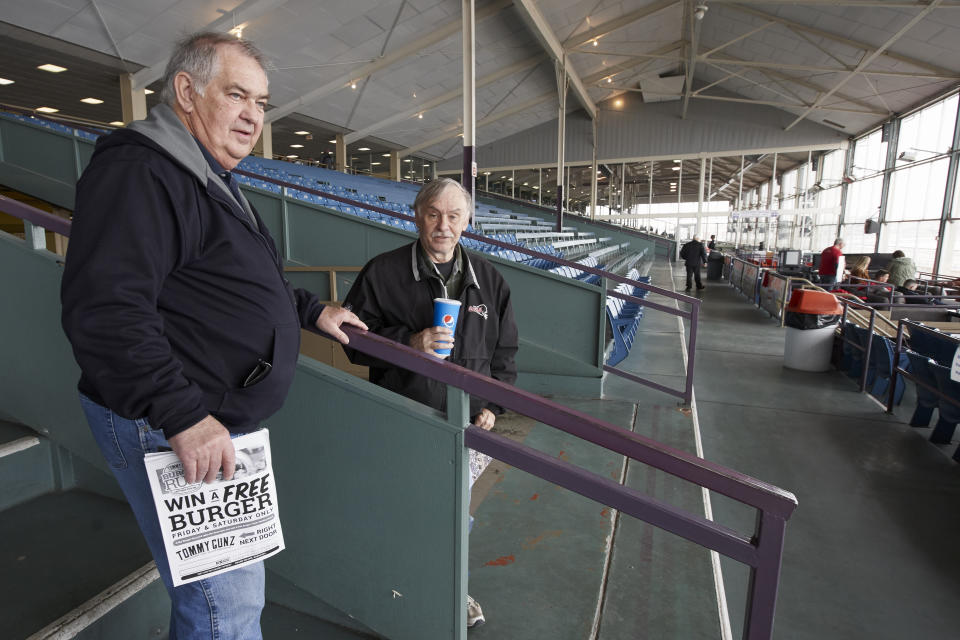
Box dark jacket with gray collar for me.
[61,104,324,437]
[343,241,519,419]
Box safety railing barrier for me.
[2,192,797,639]
[838,299,879,393]
[234,169,702,405]
[729,256,765,304]
[887,320,960,418]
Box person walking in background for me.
[887,250,917,286]
[707,234,717,250]
[680,235,708,291]
[819,238,844,285]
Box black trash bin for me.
[707,252,724,280]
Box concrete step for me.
[0,419,54,511]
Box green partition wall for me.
[1,118,609,396]
[0,230,471,640]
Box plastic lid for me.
[786,289,844,314]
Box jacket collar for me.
[126,104,257,227]
[409,241,478,290]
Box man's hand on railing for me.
[316,305,367,344]
[408,327,454,359]
[472,408,495,430]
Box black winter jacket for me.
[343,242,518,418]
[680,240,708,268]
[61,105,324,437]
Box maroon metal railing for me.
[2,195,798,639]
[234,168,702,404]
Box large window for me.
[886,159,949,221]
[850,129,887,179]
[879,221,941,273]
[844,175,883,223]
[897,93,957,160]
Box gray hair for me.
[160,31,267,106]
[834,237,844,246]
[413,177,473,216]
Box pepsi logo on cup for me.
[442,314,455,328]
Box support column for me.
[511,169,515,198]
[462,0,477,214]
[697,158,705,238]
[336,134,347,173]
[254,121,273,159]
[875,119,900,253]
[934,107,960,274]
[538,168,542,206]
[590,117,598,221]
[555,58,568,232]
[390,152,401,182]
[119,73,147,124]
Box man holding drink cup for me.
[343,178,519,626]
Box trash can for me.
[707,251,724,280]
[783,290,843,371]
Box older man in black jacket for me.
[680,235,708,290]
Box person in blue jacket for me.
[60,32,365,639]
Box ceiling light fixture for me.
[606,77,612,83]
[38,64,67,73]
[286,154,298,159]
[672,166,681,171]
[358,147,370,151]
[295,130,310,135]
[290,144,304,148]
[418,113,423,119]
[351,80,357,89]
[81,97,103,105]
[328,139,336,143]
[371,162,381,166]
[36,106,59,113]
[144,89,154,95]
[229,26,244,39]
[0,77,14,85]
[404,159,412,163]
[593,39,599,47]
[109,120,125,126]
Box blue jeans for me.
[79,394,264,640]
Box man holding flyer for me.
[60,32,364,639]
[343,177,519,627]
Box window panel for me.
[851,129,886,178]
[886,158,948,221]
[942,220,960,276]
[879,220,940,273]
[897,93,957,159]
[844,175,883,223]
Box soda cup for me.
[432,298,461,356]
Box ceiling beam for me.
[701,57,960,80]
[681,0,703,118]
[728,4,957,78]
[513,0,596,119]
[562,0,679,50]
[582,41,685,84]
[264,0,512,123]
[708,0,960,6]
[400,93,554,157]
[703,53,885,114]
[784,0,943,130]
[343,54,544,145]
[693,94,890,115]
[131,0,289,90]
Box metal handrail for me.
[887,319,960,414]
[234,168,702,404]
[1,196,798,639]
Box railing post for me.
[23,220,46,251]
[743,510,787,640]
[684,300,700,406]
[886,320,906,414]
[446,382,470,639]
[860,308,876,393]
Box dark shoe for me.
[696,286,705,290]
[684,286,692,291]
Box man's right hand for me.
[168,415,235,484]
[409,326,455,358]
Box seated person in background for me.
[847,255,871,283]
[887,250,917,286]
[897,279,934,304]
[865,270,893,302]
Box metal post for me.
[462,0,477,220]
[23,220,46,251]
[697,158,705,238]
[933,102,960,275]
[742,510,788,640]
[555,57,568,232]
[875,118,900,253]
[591,115,598,221]
[538,167,542,206]
[886,321,906,413]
